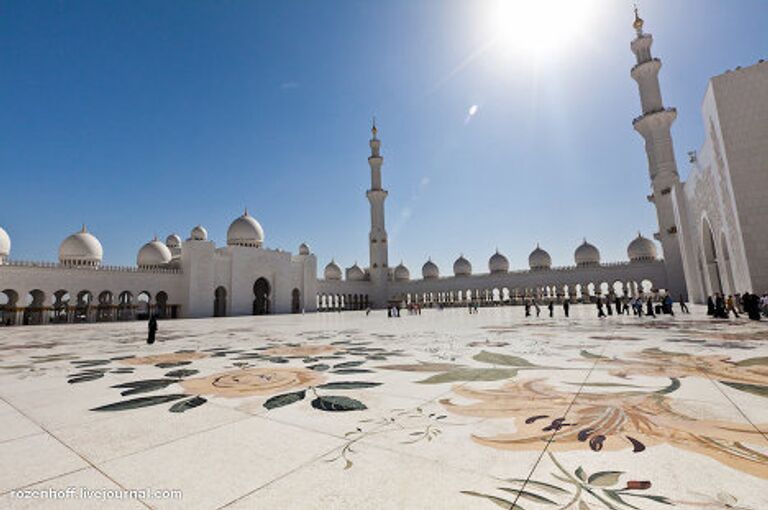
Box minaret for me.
[367,119,389,278]
[630,7,690,298]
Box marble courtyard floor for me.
[0,306,767,510]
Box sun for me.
[487,0,599,58]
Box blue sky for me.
[1,0,765,274]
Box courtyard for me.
[1,305,767,509]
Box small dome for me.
[528,244,551,270]
[394,262,410,281]
[59,225,103,267]
[347,263,365,281]
[298,243,310,255]
[422,258,439,279]
[488,249,509,273]
[0,226,10,261]
[574,239,600,267]
[165,234,182,248]
[453,255,472,276]
[137,237,172,268]
[324,259,342,280]
[628,233,657,262]
[190,225,208,241]
[227,209,264,248]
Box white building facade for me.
[0,215,317,326]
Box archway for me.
[156,291,169,318]
[97,291,114,321]
[53,290,70,323]
[23,289,46,325]
[137,291,151,320]
[702,219,722,296]
[291,288,301,313]
[253,278,271,315]
[118,291,134,321]
[214,287,227,317]
[1,289,19,326]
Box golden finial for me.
[371,116,378,138]
[633,4,644,33]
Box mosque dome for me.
[488,249,509,273]
[190,225,208,241]
[347,263,365,281]
[453,255,472,276]
[298,243,310,255]
[324,260,342,280]
[574,239,600,267]
[528,244,552,270]
[165,234,182,249]
[628,233,657,262]
[59,225,103,267]
[227,210,264,248]
[422,258,439,279]
[394,262,410,281]
[137,237,172,268]
[0,226,10,261]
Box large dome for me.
[347,263,365,281]
[453,255,472,276]
[574,239,600,267]
[628,233,657,262]
[190,225,208,241]
[324,259,342,280]
[59,225,103,267]
[166,233,182,249]
[298,243,310,255]
[137,237,172,268]
[227,210,264,248]
[0,226,10,262]
[528,244,551,270]
[394,262,410,281]
[488,249,509,273]
[422,258,439,279]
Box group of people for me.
[706,292,765,321]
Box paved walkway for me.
[0,305,767,509]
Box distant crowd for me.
[374,291,768,321]
[706,292,767,321]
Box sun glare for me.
[488,0,599,58]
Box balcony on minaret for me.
[646,193,655,203]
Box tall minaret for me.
[367,119,389,288]
[630,7,690,298]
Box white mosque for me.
[1,10,766,325]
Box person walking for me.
[596,297,606,318]
[646,297,655,318]
[533,299,541,318]
[562,299,570,318]
[706,296,715,316]
[147,315,158,345]
[548,300,554,318]
[679,295,689,314]
[726,295,740,318]
[524,299,531,317]
[714,293,726,319]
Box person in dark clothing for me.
[679,295,690,314]
[706,296,715,316]
[563,299,570,318]
[615,296,622,314]
[646,297,655,317]
[744,292,762,321]
[147,315,158,344]
[606,299,613,316]
[596,297,606,318]
[524,299,531,317]
[548,301,554,318]
[714,293,727,319]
